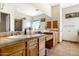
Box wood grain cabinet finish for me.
[0,36,46,56]
[38,36,45,56]
[0,42,25,56]
[9,49,25,56]
[26,38,38,56]
[46,39,53,49]
[46,20,59,30]
[27,38,37,47]
[46,21,51,29]
[39,49,45,56]
[27,44,38,56]
[45,35,53,49]
[52,21,58,29]
[53,31,59,46]
[46,35,53,41]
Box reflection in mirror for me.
[15,19,22,31]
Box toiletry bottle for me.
[24,28,27,35]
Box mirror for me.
[15,19,22,31]
[0,12,10,32]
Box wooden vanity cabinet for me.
[0,42,25,56]
[46,20,58,30]
[51,20,58,30]
[53,31,59,46]
[10,49,25,56]
[38,36,45,56]
[27,44,38,56]
[52,20,59,30]
[0,36,46,56]
[46,21,51,29]
[45,35,53,49]
[46,39,53,49]
[26,38,38,56]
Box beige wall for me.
[52,5,60,21]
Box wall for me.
[51,5,60,21]
[62,4,79,42]
[14,10,32,31]
[51,5,62,42]
[22,16,32,31]
[51,5,60,30]
[30,4,52,17]
[0,3,32,32]
[0,3,15,31]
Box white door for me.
[62,21,77,41]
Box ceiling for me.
[12,3,43,16]
[61,3,79,8]
[11,3,79,17]
[11,3,59,17]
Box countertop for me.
[37,30,53,34]
[0,34,45,48]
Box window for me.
[25,20,40,31]
[26,20,31,28]
[32,20,40,30]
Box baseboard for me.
[63,40,79,43]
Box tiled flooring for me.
[47,41,79,56]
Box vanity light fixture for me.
[22,17,26,20]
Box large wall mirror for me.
[0,12,10,32]
[15,19,22,31]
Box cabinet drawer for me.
[9,49,25,56]
[27,44,38,56]
[46,35,53,41]
[28,44,37,49]
[0,42,25,55]
[39,49,45,56]
[39,36,45,42]
[27,38,37,46]
[39,41,45,50]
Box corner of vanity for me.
[0,34,46,56]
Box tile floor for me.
[47,41,79,56]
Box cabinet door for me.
[0,42,25,56]
[39,36,45,56]
[51,20,59,30]
[53,31,59,46]
[46,21,51,29]
[10,50,25,56]
[39,41,45,56]
[39,49,45,56]
[55,32,59,43]
[27,44,38,56]
[53,21,58,28]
